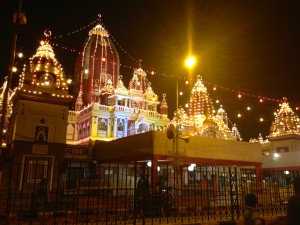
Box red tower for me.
[74,23,120,107]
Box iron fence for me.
[0,160,298,224]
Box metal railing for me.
[0,160,298,224]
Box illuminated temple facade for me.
[261,97,300,169]
[0,23,245,149]
[65,23,244,145]
[67,24,170,145]
[170,75,242,141]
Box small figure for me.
[287,176,300,225]
[244,193,265,225]
[37,176,48,207]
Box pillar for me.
[255,164,263,183]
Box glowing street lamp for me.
[185,56,196,68]
[177,56,197,110]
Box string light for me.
[41,17,300,130]
[51,16,100,39]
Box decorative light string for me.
[50,38,299,110]
[51,15,101,39]
[38,14,299,112]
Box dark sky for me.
[1,0,300,141]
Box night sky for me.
[1,0,300,141]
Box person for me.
[136,165,151,217]
[287,176,300,225]
[244,193,265,225]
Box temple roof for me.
[188,75,215,117]
[171,75,241,140]
[74,20,120,107]
[15,30,71,99]
[89,24,109,37]
[269,97,300,138]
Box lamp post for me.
[169,56,196,184]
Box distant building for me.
[0,79,13,148]
[169,75,242,141]
[260,97,300,170]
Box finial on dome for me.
[118,75,123,80]
[44,30,51,40]
[139,59,142,68]
[283,97,287,102]
[197,75,202,80]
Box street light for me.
[168,56,196,168]
[185,56,196,69]
[176,56,196,112]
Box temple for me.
[66,23,241,146]
[261,97,300,169]
[0,20,297,171]
[170,75,241,140]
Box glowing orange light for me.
[259,99,263,103]
[237,113,242,118]
[213,87,217,91]
[101,57,106,61]
[247,106,251,111]
[238,94,242,99]
[260,118,264,122]
[185,80,189,84]
[151,71,155,75]
[185,56,196,68]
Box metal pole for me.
[0,0,24,155]
[176,78,178,111]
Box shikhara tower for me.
[269,97,300,138]
[171,75,241,140]
[74,23,120,107]
[68,22,169,144]
[261,97,300,169]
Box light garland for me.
[51,15,101,39]
[50,39,299,110]
[17,17,299,134]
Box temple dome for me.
[17,31,69,94]
[268,97,300,138]
[171,75,241,140]
[188,75,215,117]
[74,21,120,107]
